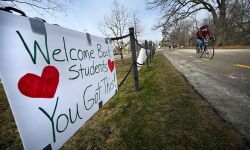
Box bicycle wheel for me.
[204,46,214,59]
[196,46,203,58]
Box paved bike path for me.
[163,49,250,142]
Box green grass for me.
[0,81,22,149]
[0,53,248,149]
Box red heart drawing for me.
[108,59,115,72]
[18,66,59,98]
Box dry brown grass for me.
[0,53,248,149]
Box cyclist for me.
[196,25,215,51]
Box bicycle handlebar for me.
[204,38,215,43]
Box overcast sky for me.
[18,0,163,42]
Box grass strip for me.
[0,53,248,149]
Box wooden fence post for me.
[152,42,155,58]
[129,27,140,91]
[145,40,149,68]
[149,41,152,63]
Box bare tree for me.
[147,0,230,46]
[99,0,130,63]
[131,10,144,39]
[0,0,73,16]
[225,0,250,45]
[188,14,200,44]
[131,10,144,53]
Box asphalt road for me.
[163,48,250,142]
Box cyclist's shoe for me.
[196,47,201,53]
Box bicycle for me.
[196,38,215,59]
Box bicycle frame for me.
[196,38,215,59]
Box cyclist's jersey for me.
[197,29,212,40]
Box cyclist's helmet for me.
[201,25,208,29]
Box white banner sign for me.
[0,11,117,149]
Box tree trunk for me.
[214,0,226,46]
[214,16,227,46]
[214,24,225,46]
[119,48,124,64]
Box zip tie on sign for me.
[29,17,47,35]
[86,33,92,45]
